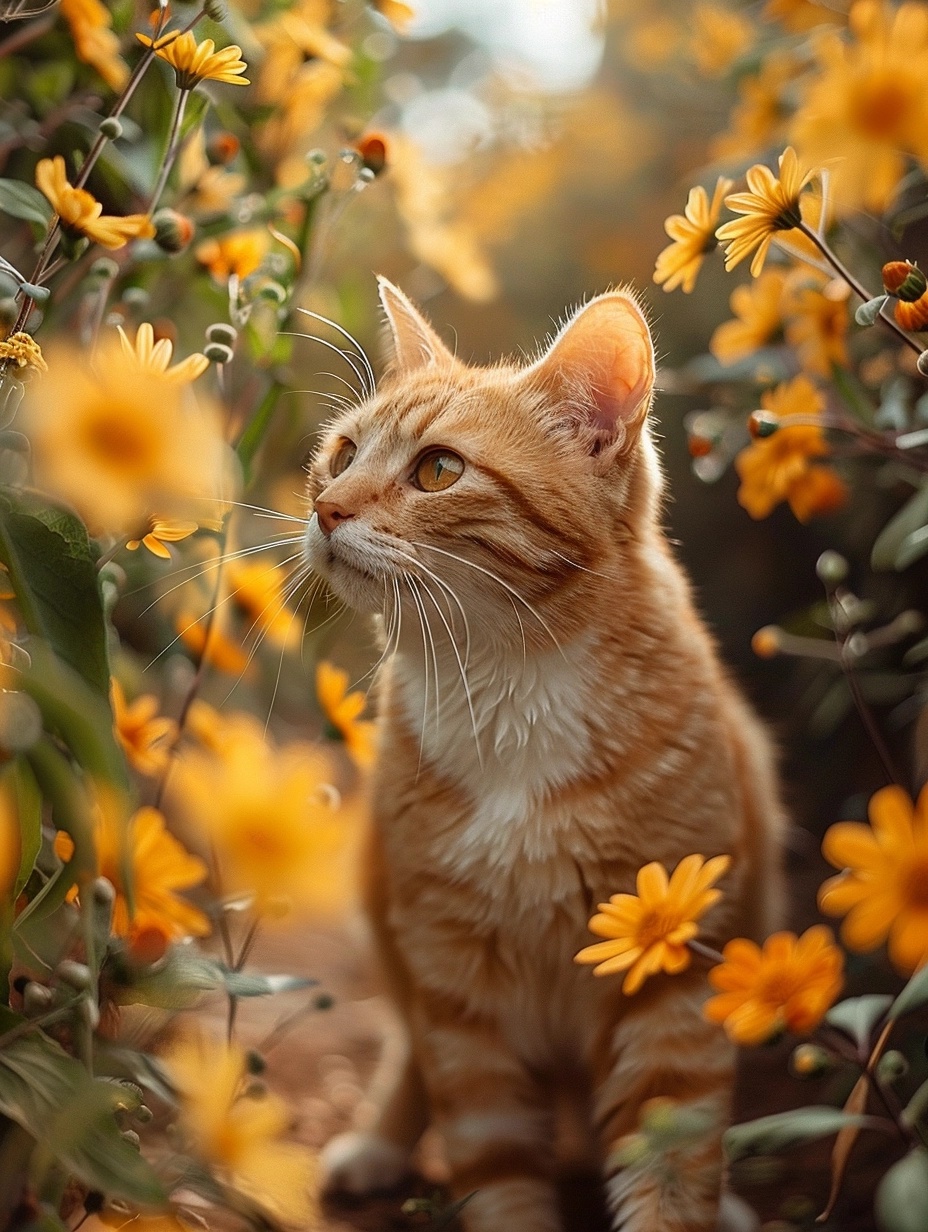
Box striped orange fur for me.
[307,279,785,1231]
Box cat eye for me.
[413,449,465,493]
[330,439,357,477]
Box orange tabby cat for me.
[306,279,785,1231]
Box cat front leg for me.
[415,1005,563,1232]
[591,974,736,1232]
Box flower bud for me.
[203,0,226,18]
[134,1104,153,1123]
[895,295,928,331]
[152,208,195,254]
[23,981,54,1015]
[246,1049,266,1074]
[204,341,234,364]
[121,286,149,308]
[751,626,782,659]
[749,409,779,438]
[306,149,327,167]
[206,322,238,346]
[882,260,927,302]
[19,281,50,302]
[55,960,93,991]
[258,281,287,304]
[128,925,169,967]
[99,117,123,141]
[354,133,388,177]
[789,1042,832,1077]
[207,132,240,165]
[877,1050,909,1082]
[121,1129,141,1151]
[816,550,848,585]
[78,997,101,1032]
[687,433,713,458]
[917,350,928,377]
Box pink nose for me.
[315,498,355,537]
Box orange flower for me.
[111,679,177,776]
[118,323,208,384]
[653,177,733,294]
[225,559,301,649]
[710,269,787,365]
[54,790,208,944]
[126,517,199,559]
[575,854,731,994]
[785,280,850,375]
[136,31,249,89]
[735,376,847,521]
[316,661,376,766]
[195,229,269,281]
[177,610,250,675]
[690,4,753,76]
[60,0,129,90]
[35,157,154,250]
[820,784,928,974]
[717,147,818,276]
[704,927,844,1045]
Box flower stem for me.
[148,88,190,214]
[687,938,724,964]
[797,222,923,357]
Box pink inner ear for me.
[531,295,655,442]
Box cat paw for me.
[319,1130,411,1196]
[718,1192,761,1232]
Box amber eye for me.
[330,439,357,477]
[413,449,465,493]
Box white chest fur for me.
[393,632,595,872]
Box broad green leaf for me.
[876,1148,928,1232]
[889,964,928,1021]
[223,969,317,997]
[826,995,893,1047]
[723,1107,878,1163]
[117,947,316,1007]
[0,179,53,228]
[0,1030,165,1204]
[8,758,41,897]
[871,483,928,571]
[0,489,109,696]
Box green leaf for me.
[0,1030,165,1204]
[876,1148,928,1232]
[236,379,284,480]
[871,483,928,571]
[117,948,315,1007]
[0,179,53,228]
[723,1107,879,1163]
[8,758,41,898]
[826,995,893,1048]
[855,295,888,327]
[0,489,109,696]
[889,964,928,1021]
[223,969,317,997]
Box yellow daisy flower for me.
[735,376,848,522]
[690,3,753,76]
[820,784,928,974]
[54,789,209,944]
[59,0,129,91]
[710,268,787,365]
[653,177,733,294]
[712,51,797,161]
[136,31,250,89]
[316,661,377,767]
[117,323,208,384]
[575,854,731,995]
[195,229,270,282]
[704,927,844,1045]
[35,156,155,251]
[176,609,250,676]
[111,678,177,776]
[163,1032,318,1226]
[785,280,850,376]
[226,559,300,650]
[126,516,199,560]
[716,147,818,276]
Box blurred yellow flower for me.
[173,728,353,916]
[254,1,351,106]
[791,0,928,213]
[627,14,682,68]
[820,784,928,974]
[186,699,266,753]
[118,323,208,384]
[22,338,228,535]
[575,854,731,994]
[163,1032,318,1225]
[653,177,732,294]
[227,559,300,649]
[196,229,269,281]
[764,0,842,32]
[690,4,753,75]
[126,516,199,559]
[735,376,847,521]
[258,62,346,170]
[712,52,797,160]
[177,609,250,676]
[137,31,250,89]
[785,280,850,375]
[111,679,177,776]
[60,0,129,90]
[704,927,844,1045]
[0,331,47,377]
[55,792,209,944]
[717,147,817,276]
[177,132,246,216]
[372,0,415,32]
[317,661,376,766]
[35,156,155,251]
[710,269,787,365]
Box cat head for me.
[304,278,660,644]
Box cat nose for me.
[315,498,355,537]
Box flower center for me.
[850,79,910,140]
[636,907,678,948]
[757,968,800,1004]
[902,858,928,909]
[82,410,156,471]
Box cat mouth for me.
[304,515,402,611]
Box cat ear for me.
[377,276,454,373]
[526,291,655,458]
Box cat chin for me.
[303,520,386,613]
